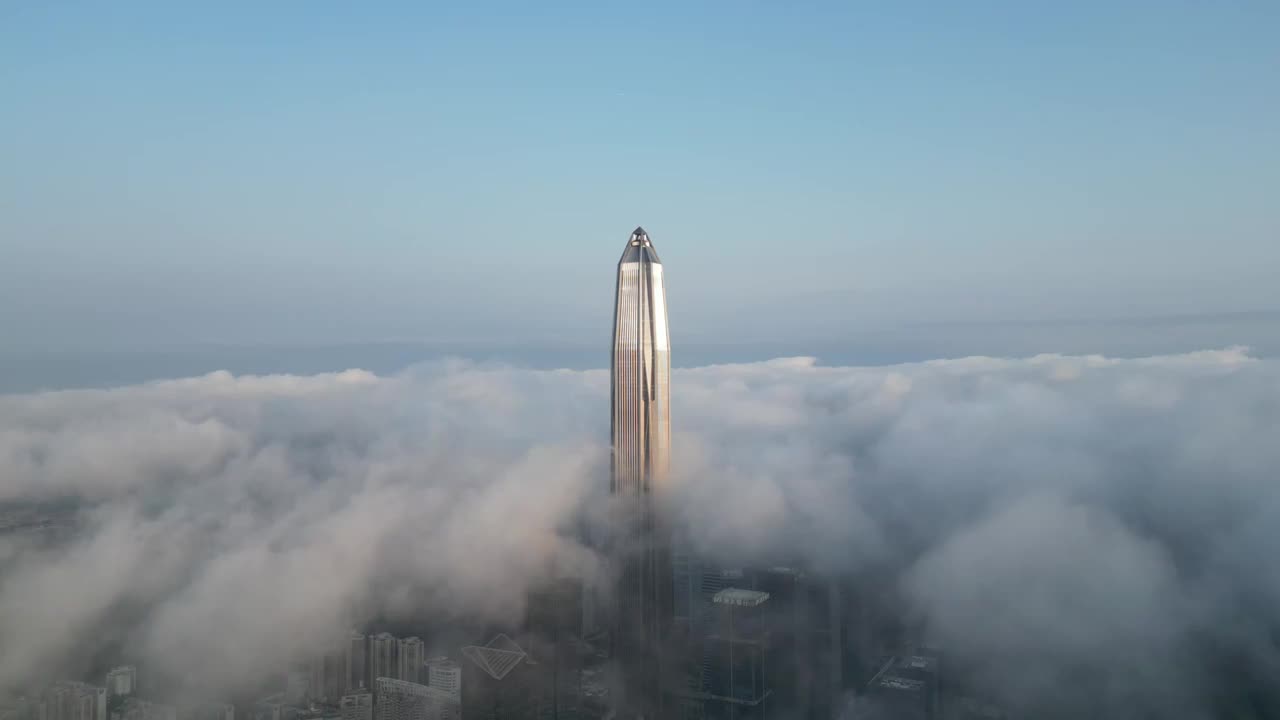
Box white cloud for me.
[1,349,1278,716]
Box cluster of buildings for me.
[287,631,463,720]
[275,578,596,720]
[0,585,594,720]
[303,631,429,703]
[0,666,189,720]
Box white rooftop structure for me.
[105,667,136,698]
[712,588,771,607]
[877,677,926,692]
[460,634,527,681]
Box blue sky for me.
[2,1,1277,362]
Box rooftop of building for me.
[865,653,940,696]
[897,655,938,673]
[876,676,926,692]
[460,634,529,681]
[713,588,771,607]
[370,678,453,701]
[47,681,105,694]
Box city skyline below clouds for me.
[2,1,1278,361]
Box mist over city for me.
[3,347,1279,718]
[3,1,1279,719]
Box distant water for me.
[2,314,1277,394]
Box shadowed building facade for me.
[610,227,675,718]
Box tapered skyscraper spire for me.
[610,226,673,718]
[612,226,668,494]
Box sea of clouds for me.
[2,348,1278,718]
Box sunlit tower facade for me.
[610,226,674,718]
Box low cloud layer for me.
[2,348,1279,717]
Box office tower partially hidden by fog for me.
[397,637,426,685]
[700,587,772,716]
[524,577,587,718]
[424,658,461,701]
[368,633,398,695]
[105,666,137,698]
[39,681,107,720]
[460,633,538,719]
[373,678,458,720]
[339,692,373,720]
[852,651,940,720]
[310,651,344,703]
[609,226,675,718]
[671,564,848,719]
[347,631,368,692]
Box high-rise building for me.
[851,651,939,720]
[105,667,136,699]
[284,670,308,706]
[610,226,674,718]
[424,659,461,701]
[346,631,367,692]
[460,634,540,720]
[698,588,773,720]
[672,564,849,719]
[372,679,456,720]
[368,633,399,693]
[246,701,283,720]
[1,698,36,720]
[752,567,844,719]
[39,682,106,720]
[1,697,36,720]
[309,650,348,703]
[311,630,367,701]
[524,578,587,718]
[338,693,372,720]
[397,638,425,684]
[310,656,327,702]
[112,699,176,720]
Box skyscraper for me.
[369,633,399,693]
[524,577,587,718]
[398,637,426,684]
[374,679,457,720]
[346,631,368,692]
[460,634,541,720]
[610,226,674,718]
[39,682,106,720]
[424,658,461,701]
[105,667,136,698]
